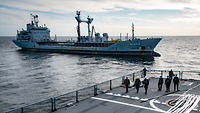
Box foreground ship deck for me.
[55,78,200,113]
[4,70,200,113]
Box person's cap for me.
[160,75,162,77]
[126,77,128,79]
[167,75,169,77]
[136,76,139,79]
[175,74,177,76]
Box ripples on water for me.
[0,36,200,112]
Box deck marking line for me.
[113,94,121,96]
[153,100,161,104]
[91,97,166,113]
[122,95,130,98]
[150,99,166,113]
[189,82,193,86]
[161,102,166,105]
[106,93,113,95]
[193,109,198,111]
[141,98,148,101]
[131,97,140,100]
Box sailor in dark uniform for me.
[165,75,171,92]
[173,74,179,91]
[143,67,147,77]
[135,76,140,93]
[169,69,174,81]
[158,75,163,91]
[143,76,149,94]
[124,77,130,93]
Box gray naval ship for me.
[13,11,162,56]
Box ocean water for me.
[0,36,200,112]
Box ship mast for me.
[75,11,93,42]
[75,11,81,42]
[132,23,134,39]
[30,14,39,27]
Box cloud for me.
[0,0,124,13]
[128,13,137,16]
[167,7,200,23]
[1,0,200,13]
[167,17,200,23]
[167,0,192,4]
[183,8,200,17]
[112,16,159,23]
[168,17,200,23]
[1,0,200,36]
[0,7,29,24]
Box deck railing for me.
[4,70,200,113]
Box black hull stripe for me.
[22,48,161,56]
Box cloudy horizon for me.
[0,0,200,36]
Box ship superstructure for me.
[13,11,162,56]
[16,14,52,42]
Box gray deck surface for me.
[55,78,200,113]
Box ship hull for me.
[12,38,161,56]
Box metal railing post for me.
[51,98,54,112]
[122,76,125,85]
[76,91,79,103]
[51,98,56,112]
[53,98,56,111]
[94,85,98,96]
[110,80,112,90]
[181,71,183,79]
[161,71,163,76]
[133,73,135,82]
[21,108,23,113]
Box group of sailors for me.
[124,76,149,95]
[158,72,179,92]
[124,68,180,94]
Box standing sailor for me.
[143,67,147,77]
[165,75,171,92]
[143,76,149,94]
[135,76,141,93]
[158,75,163,91]
[169,69,174,81]
[173,74,179,91]
[124,77,130,93]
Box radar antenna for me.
[30,14,39,27]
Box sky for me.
[0,0,200,36]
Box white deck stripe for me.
[91,97,166,113]
[150,99,166,113]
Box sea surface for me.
[0,36,200,112]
